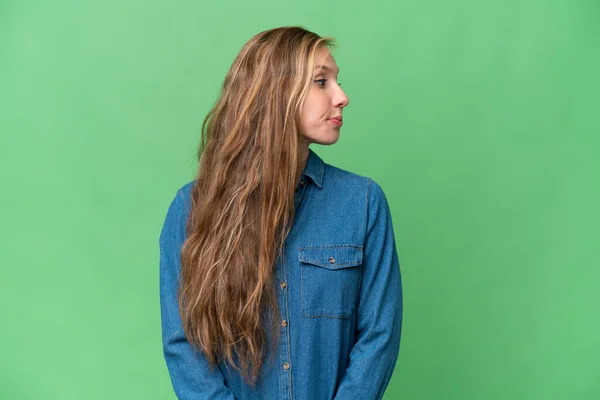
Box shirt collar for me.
[296,148,324,191]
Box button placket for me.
[277,257,293,398]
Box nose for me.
[333,85,349,108]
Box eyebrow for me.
[315,65,340,74]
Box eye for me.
[314,78,342,88]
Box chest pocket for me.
[298,245,363,319]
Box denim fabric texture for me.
[159,148,403,400]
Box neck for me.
[296,144,310,184]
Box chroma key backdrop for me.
[1,0,598,399]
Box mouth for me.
[328,117,343,127]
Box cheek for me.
[310,100,329,122]
[301,91,329,127]
[302,104,319,126]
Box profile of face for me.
[299,46,349,148]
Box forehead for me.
[314,47,339,73]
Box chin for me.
[300,129,340,146]
[314,134,340,146]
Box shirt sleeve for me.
[333,179,403,400]
[159,188,236,400]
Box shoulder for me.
[322,162,369,189]
[172,180,196,210]
[174,166,389,207]
[322,162,386,202]
[178,180,195,196]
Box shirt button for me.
[283,362,290,370]
[281,319,288,327]
[280,281,287,289]
[328,256,336,264]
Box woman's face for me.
[299,46,349,147]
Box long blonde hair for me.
[179,26,335,386]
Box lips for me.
[329,116,343,126]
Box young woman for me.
[159,26,403,400]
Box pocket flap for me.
[298,245,363,270]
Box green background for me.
[1,0,599,399]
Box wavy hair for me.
[179,26,335,386]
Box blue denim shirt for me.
[159,148,403,400]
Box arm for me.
[159,188,236,400]
[333,180,403,400]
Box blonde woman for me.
[159,26,403,400]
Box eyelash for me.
[314,79,342,88]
